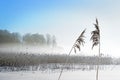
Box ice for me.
[0,67,120,80]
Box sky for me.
[0,0,120,57]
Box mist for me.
[0,29,64,54]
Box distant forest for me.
[0,29,57,46]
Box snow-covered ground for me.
[0,65,120,80]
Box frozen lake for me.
[0,65,120,80]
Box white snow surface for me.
[0,65,120,80]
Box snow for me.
[0,66,120,80]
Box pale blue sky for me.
[0,0,120,57]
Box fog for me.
[0,44,64,54]
[0,29,64,54]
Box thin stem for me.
[96,31,100,80]
[57,42,76,80]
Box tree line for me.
[0,29,57,46]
